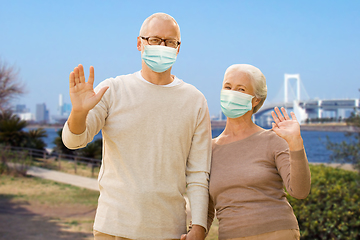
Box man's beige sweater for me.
[208,130,311,239]
[62,73,212,239]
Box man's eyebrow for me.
[149,35,175,39]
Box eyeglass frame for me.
[140,36,181,48]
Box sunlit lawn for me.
[32,157,100,178]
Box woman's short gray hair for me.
[139,13,181,41]
[225,64,267,113]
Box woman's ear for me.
[252,97,261,107]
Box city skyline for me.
[1,0,360,117]
[13,93,72,123]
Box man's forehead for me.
[147,18,178,30]
[140,13,181,39]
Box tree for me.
[0,59,25,112]
[53,128,77,156]
[0,110,27,147]
[77,138,102,159]
[326,111,360,173]
[24,128,48,150]
[0,110,47,150]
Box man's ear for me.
[176,43,181,55]
[137,37,142,51]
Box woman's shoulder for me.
[259,129,288,149]
[259,128,282,139]
[211,138,218,151]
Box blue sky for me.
[1,0,359,118]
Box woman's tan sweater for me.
[208,129,311,239]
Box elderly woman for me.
[183,64,311,240]
[209,64,311,240]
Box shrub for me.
[77,138,102,159]
[326,111,360,173]
[287,164,360,240]
[0,146,32,176]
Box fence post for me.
[58,154,62,170]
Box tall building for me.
[58,94,64,116]
[36,103,49,124]
[53,94,72,124]
[62,103,72,116]
[15,104,28,113]
[14,104,34,121]
[58,94,71,117]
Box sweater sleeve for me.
[62,80,110,149]
[274,139,311,199]
[186,98,212,232]
[206,195,215,234]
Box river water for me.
[41,127,353,163]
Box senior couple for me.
[62,13,311,240]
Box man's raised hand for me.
[69,64,109,113]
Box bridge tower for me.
[284,74,307,123]
[284,74,301,102]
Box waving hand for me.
[69,64,109,113]
[271,107,304,151]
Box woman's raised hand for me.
[69,64,109,113]
[271,107,304,151]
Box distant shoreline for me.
[26,124,63,130]
[300,123,359,132]
[211,121,359,132]
[28,122,359,132]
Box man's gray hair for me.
[139,13,181,40]
[225,64,267,113]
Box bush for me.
[326,111,360,173]
[287,164,360,240]
[0,146,32,176]
[77,138,102,159]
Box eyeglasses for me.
[140,36,180,48]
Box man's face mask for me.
[141,45,177,73]
[220,89,254,118]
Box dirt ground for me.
[0,198,96,240]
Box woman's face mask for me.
[220,89,254,118]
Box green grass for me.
[206,218,219,239]
[0,174,99,206]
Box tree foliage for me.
[53,128,77,156]
[24,128,48,150]
[77,138,102,159]
[0,110,47,150]
[326,111,360,173]
[0,59,25,112]
[53,128,103,160]
[0,110,27,146]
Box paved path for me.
[27,166,99,191]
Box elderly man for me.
[62,13,211,240]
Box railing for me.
[0,145,102,177]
